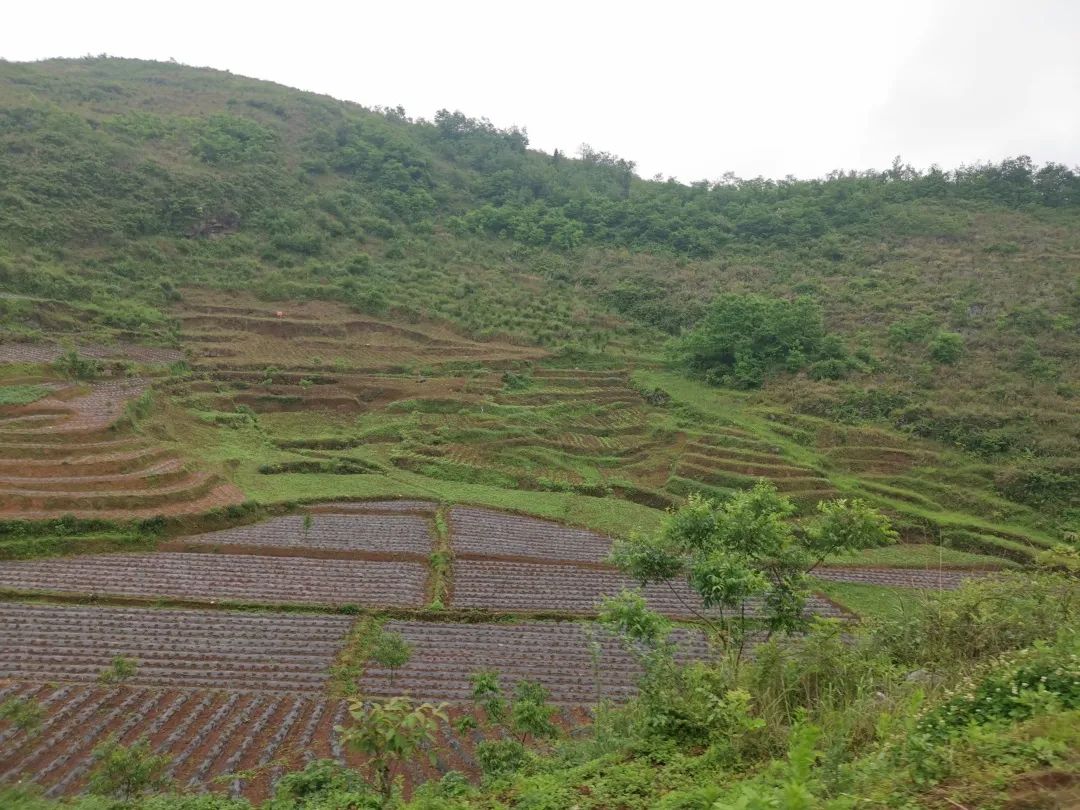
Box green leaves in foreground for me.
[610,484,898,645]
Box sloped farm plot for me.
[813,566,988,590]
[450,559,851,620]
[173,513,435,557]
[0,602,352,691]
[361,620,713,704]
[0,552,427,607]
[0,680,348,800]
[0,680,595,801]
[449,506,613,563]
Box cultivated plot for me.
[176,513,435,556]
[814,566,989,590]
[0,553,427,607]
[450,559,851,620]
[0,602,352,691]
[449,506,612,563]
[361,620,712,704]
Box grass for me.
[0,384,50,406]
[824,543,1018,569]
[814,581,918,622]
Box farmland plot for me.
[449,506,612,563]
[0,602,352,691]
[361,620,712,704]
[0,681,596,800]
[0,681,340,800]
[450,559,851,620]
[814,566,988,590]
[175,513,435,556]
[309,500,438,514]
[0,552,427,607]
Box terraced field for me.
[172,513,436,557]
[0,552,428,608]
[0,292,1051,801]
[0,377,242,519]
[176,289,542,375]
[449,506,613,563]
[0,603,352,690]
[360,621,713,703]
[0,499,1013,799]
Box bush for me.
[672,294,834,388]
[869,573,1080,667]
[928,330,964,363]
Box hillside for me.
[0,57,1078,808]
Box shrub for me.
[928,330,964,363]
[672,294,834,388]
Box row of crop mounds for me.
[0,602,651,798]
[170,511,436,558]
[0,377,243,519]
[175,289,543,375]
[813,566,989,589]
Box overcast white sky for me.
[6,0,1079,181]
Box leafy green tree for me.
[470,670,507,725]
[510,680,557,743]
[339,696,448,803]
[53,350,100,381]
[87,736,171,799]
[370,629,412,687]
[611,484,897,660]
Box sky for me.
[5,0,1079,182]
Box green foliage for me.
[598,590,671,647]
[339,696,448,801]
[0,696,43,734]
[510,680,558,743]
[927,330,964,363]
[868,573,1080,667]
[475,739,528,780]
[269,759,378,809]
[916,634,1080,744]
[672,294,829,388]
[611,486,896,645]
[53,349,101,380]
[470,670,507,726]
[98,655,138,684]
[370,629,412,686]
[0,384,50,406]
[87,736,172,800]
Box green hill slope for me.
[0,56,1076,545]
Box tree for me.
[339,696,448,802]
[611,484,897,662]
[510,680,557,743]
[470,670,507,726]
[87,736,171,799]
[370,629,412,687]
